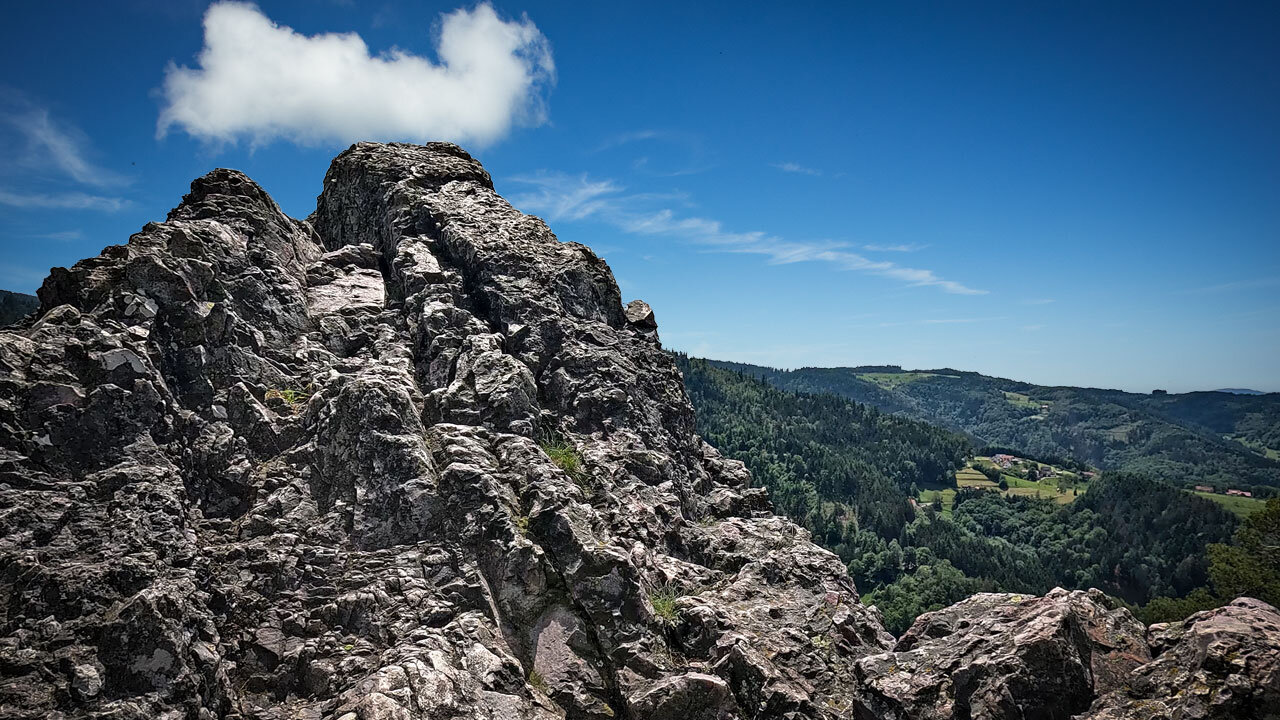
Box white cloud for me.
[0,189,128,212]
[772,162,822,176]
[508,172,986,295]
[158,2,555,147]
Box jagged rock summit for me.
[1,142,1276,720]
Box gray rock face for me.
[1080,597,1280,720]
[1,141,1275,720]
[624,300,657,331]
[853,588,1152,720]
[0,142,892,719]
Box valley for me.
[678,354,1278,635]
[0,141,1275,720]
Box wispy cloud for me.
[863,243,927,253]
[158,2,554,148]
[508,172,986,295]
[772,161,822,176]
[507,171,622,221]
[596,130,662,152]
[1,92,131,211]
[1185,276,1280,294]
[920,316,1006,324]
[0,190,128,212]
[3,108,129,188]
[1021,298,1056,305]
[32,230,84,241]
[595,129,711,176]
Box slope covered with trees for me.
[678,355,1245,633]
[676,354,969,538]
[705,360,1280,493]
[1142,497,1280,621]
[0,290,37,326]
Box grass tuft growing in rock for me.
[540,438,583,477]
[528,669,548,694]
[648,585,683,628]
[265,387,311,414]
[513,512,530,537]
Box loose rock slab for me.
[854,588,1152,720]
[1080,597,1280,720]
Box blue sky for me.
[1,1,1277,392]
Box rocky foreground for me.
[0,143,1276,719]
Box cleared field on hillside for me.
[956,467,994,487]
[919,487,957,516]
[1228,434,1280,461]
[1192,490,1266,518]
[855,371,952,390]
[921,460,1080,510]
[1002,474,1078,504]
[1104,423,1140,443]
[1002,391,1041,410]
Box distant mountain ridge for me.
[0,290,37,326]
[701,358,1280,492]
[1214,388,1267,395]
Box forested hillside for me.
[677,354,969,538]
[677,355,1248,633]
[0,290,37,326]
[706,360,1280,493]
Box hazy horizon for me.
[670,351,1279,396]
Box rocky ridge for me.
[0,142,1276,719]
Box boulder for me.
[854,588,1151,720]
[625,299,658,329]
[1080,597,1280,720]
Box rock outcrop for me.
[853,589,1151,720]
[0,143,891,720]
[0,142,1276,720]
[1081,597,1280,720]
